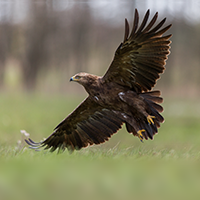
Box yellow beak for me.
[69,76,78,82]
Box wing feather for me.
[130,9,139,38]
[102,9,172,92]
[142,12,158,33]
[137,9,150,33]
[123,18,130,43]
[25,97,124,152]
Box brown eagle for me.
[25,9,172,152]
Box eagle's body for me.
[26,9,172,152]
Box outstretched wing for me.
[102,9,172,92]
[25,97,124,152]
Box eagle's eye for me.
[75,75,81,80]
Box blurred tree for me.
[69,2,91,73]
[0,0,199,94]
[0,24,12,87]
[21,2,48,90]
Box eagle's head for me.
[70,72,99,88]
[70,72,90,85]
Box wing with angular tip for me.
[25,97,124,152]
[102,9,172,92]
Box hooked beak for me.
[70,75,79,82]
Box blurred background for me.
[0,0,199,96]
[1,1,200,200]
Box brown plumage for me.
[25,9,172,152]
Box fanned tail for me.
[140,90,164,139]
[125,90,164,141]
[140,90,164,124]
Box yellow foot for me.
[137,129,145,142]
[147,115,155,124]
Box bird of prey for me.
[25,9,172,152]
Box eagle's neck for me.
[82,75,101,96]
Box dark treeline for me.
[0,1,200,93]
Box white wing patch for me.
[121,113,128,119]
[118,92,125,96]
[94,96,99,101]
[118,92,125,101]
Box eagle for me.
[25,9,172,152]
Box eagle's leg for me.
[147,115,155,124]
[137,129,145,142]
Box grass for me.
[0,92,200,200]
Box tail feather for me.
[136,90,164,140]
[124,90,164,141]
[140,90,164,123]
[125,122,149,140]
[141,90,163,103]
[143,123,154,139]
[150,107,164,123]
[151,102,163,112]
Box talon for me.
[147,115,155,124]
[137,129,145,142]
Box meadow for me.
[0,92,200,200]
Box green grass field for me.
[1,93,200,200]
